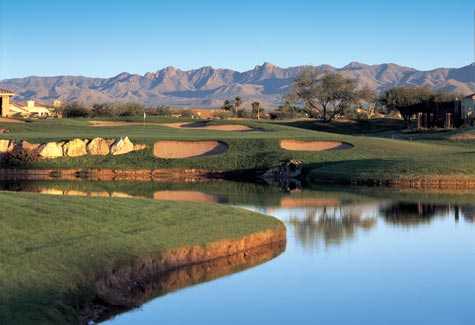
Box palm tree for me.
[234,97,242,115]
[251,101,262,120]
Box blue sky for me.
[0,0,474,78]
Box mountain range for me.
[1,62,474,108]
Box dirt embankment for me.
[80,227,286,323]
[0,168,224,182]
[312,172,475,190]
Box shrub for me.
[91,103,115,117]
[115,102,144,116]
[63,102,91,118]
[148,105,172,116]
[1,149,39,168]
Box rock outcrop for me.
[39,142,64,158]
[63,139,87,157]
[18,140,41,153]
[111,137,135,156]
[0,137,146,159]
[87,138,110,156]
[0,139,14,153]
[261,159,304,191]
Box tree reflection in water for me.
[381,202,475,226]
[288,206,376,251]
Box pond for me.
[1,180,474,324]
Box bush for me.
[1,149,39,168]
[148,105,172,116]
[91,103,115,117]
[237,109,252,118]
[115,102,144,117]
[63,102,90,118]
[215,111,233,120]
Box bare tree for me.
[289,69,362,122]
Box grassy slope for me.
[1,118,475,179]
[0,191,283,324]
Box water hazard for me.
[1,180,474,324]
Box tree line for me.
[56,68,464,122]
[286,67,462,122]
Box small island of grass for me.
[0,192,285,324]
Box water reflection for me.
[83,242,285,324]
[1,180,475,324]
[288,206,377,250]
[2,180,475,237]
[381,202,468,226]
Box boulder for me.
[110,137,134,156]
[133,144,147,152]
[261,159,304,192]
[63,139,87,157]
[17,140,41,153]
[0,139,14,153]
[87,137,110,156]
[39,142,64,159]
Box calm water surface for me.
[2,181,474,324]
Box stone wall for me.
[0,136,146,159]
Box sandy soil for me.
[153,140,228,159]
[449,132,475,141]
[153,191,220,203]
[280,197,340,208]
[0,117,24,124]
[280,139,353,151]
[163,122,253,131]
[89,121,163,127]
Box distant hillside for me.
[1,62,474,108]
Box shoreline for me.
[81,233,286,323]
[310,172,475,190]
[0,168,226,182]
[3,167,475,190]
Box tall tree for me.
[251,101,262,120]
[234,96,242,115]
[289,69,361,122]
[222,100,233,111]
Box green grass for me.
[2,117,475,181]
[0,191,283,324]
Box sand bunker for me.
[153,140,228,159]
[153,191,220,203]
[280,140,353,152]
[164,122,253,132]
[89,121,163,127]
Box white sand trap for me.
[280,139,353,152]
[153,140,228,159]
[153,191,219,203]
[163,122,253,131]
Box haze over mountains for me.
[1,62,474,108]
